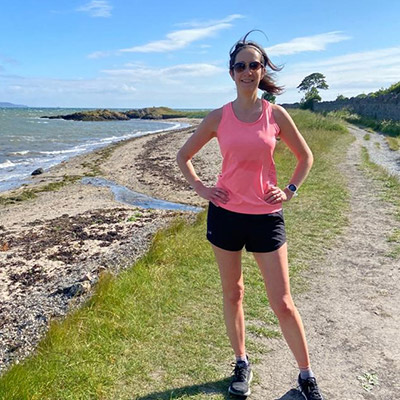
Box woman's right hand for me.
[194,182,229,206]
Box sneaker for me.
[228,360,253,397]
[297,374,324,400]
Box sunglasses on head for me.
[232,61,263,73]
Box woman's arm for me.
[265,104,314,204]
[176,108,229,205]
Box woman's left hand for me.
[264,186,288,204]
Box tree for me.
[262,91,276,104]
[297,73,328,110]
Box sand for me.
[0,118,222,373]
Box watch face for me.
[288,184,297,192]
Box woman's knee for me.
[270,295,296,319]
[223,284,245,305]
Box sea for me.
[0,108,189,193]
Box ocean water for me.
[0,108,188,193]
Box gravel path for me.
[348,125,400,179]
[251,125,400,399]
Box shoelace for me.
[301,377,323,399]
[231,362,248,382]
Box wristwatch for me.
[286,183,298,196]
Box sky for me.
[1,0,400,108]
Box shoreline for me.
[0,116,223,374]
[0,116,189,194]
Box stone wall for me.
[313,93,400,121]
[281,93,400,121]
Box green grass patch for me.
[363,133,371,141]
[127,211,144,222]
[387,245,400,259]
[387,228,400,259]
[0,175,81,206]
[326,109,400,137]
[385,136,400,151]
[360,147,400,216]
[360,146,400,258]
[180,110,210,119]
[0,110,352,399]
[387,228,400,243]
[247,325,281,339]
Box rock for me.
[62,281,92,298]
[42,109,130,121]
[31,168,44,176]
[79,272,93,282]
[41,107,187,121]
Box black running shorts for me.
[206,202,286,253]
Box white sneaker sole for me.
[228,370,253,397]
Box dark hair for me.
[229,30,283,95]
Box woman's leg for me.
[253,243,310,369]
[211,244,246,358]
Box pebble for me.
[0,211,183,375]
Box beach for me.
[0,117,222,373]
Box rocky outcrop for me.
[43,109,130,121]
[42,107,186,121]
[124,107,185,120]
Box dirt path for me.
[251,127,400,399]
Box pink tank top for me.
[215,99,281,214]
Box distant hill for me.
[0,102,28,108]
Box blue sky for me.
[1,0,399,108]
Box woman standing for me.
[176,32,324,400]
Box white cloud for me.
[277,46,400,103]
[77,1,112,18]
[120,14,243,53]
[0,61,228,107]
[296,46,400,71]
[175,14,244,28]
[163,64,223,77]
[102,63,224,80]
[87,50,114,59]
[266,32,351,56]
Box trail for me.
[251,126,400,399]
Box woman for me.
[176,32,324,400]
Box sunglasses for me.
[232,61,263,73]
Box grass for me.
[325,109,400,138]
[324,109,400,150]
[360,146,400,259]
[385,136,400,151]
[0,110,353,399]
[180,110,210,119]
[0,175,81,206]
[357,372,380,392]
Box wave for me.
[39,148,84,155]
[0,118,190,192]
[9,150,30,156]
[0,160,15,169]
[0,159,31,169]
